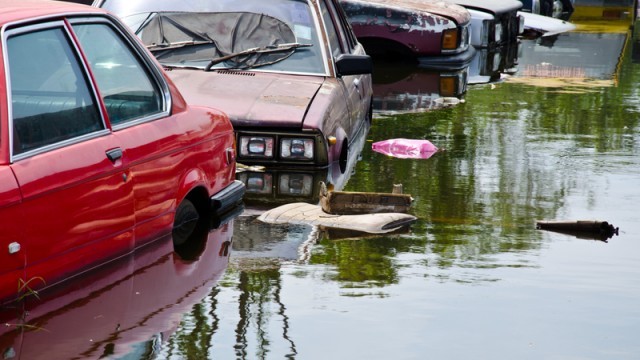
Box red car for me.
[0,0,244,305]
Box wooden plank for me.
[319,182,413,215]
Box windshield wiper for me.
[204,42,312,71]
[147,40,216,52]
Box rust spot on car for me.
[260,95,311,107]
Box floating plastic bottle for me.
[372,138,438,159]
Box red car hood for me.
[167,69,324,128]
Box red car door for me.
[0,168,26,302]
[73,20,205,246]
[73,19,240,248]
[6,23,134,288]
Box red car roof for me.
[0,0,106,25]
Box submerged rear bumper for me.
[211,180,246,215]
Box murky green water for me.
[3,24,640,360]
[193,28,640,359]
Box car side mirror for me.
[335,54,373,77]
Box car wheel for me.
[172,198,200,246]
[338,139,349,174]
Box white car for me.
[520,0,575,20]
[443,0,525,49]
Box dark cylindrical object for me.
[536,220,619,238]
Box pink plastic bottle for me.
[372,138,438,159]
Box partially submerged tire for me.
[338,139,349,174]
[172,199,199,246]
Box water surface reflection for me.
[4,26,639,360]
[372,60,468,115]
[200,27,640,359]
[509,31,628,89]
[0,215,234,359]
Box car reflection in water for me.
[508,31,628,88]
[370,39,520,115]
[237,118,369,211]
[234,163,355,261]
[371,60,469,116]
[468,38,520,85]
[234,166,338,262]
[0,211,238,360]
[233,118,370,260]
[237,169,330,211]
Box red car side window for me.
[72,23,164,126]
[8,27,103,155]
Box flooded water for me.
[3,22,640,360]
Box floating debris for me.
[536,220,619,242]
[319,182,412,215]
[372,138,438,159]
[257,183,416,234]
[257,202,416,234]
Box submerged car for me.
[444,0,524,49]
[1,0,244,304]
[519,11,576,38]
[238,115,369,210]
[339,0,474,69]
[95,0,374,171]
[519,0,574,20]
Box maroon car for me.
[0,0,244,305]
[96,0,374,171]
[339,0,474,69]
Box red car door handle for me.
[106,148,123,162]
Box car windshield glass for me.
[140,12,312,71]
[100,0,326,74]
